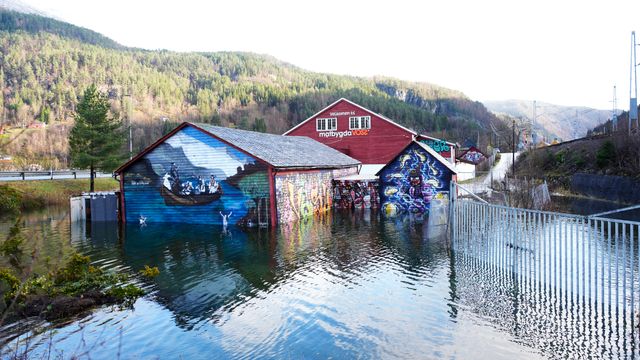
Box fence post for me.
[449,181,455,243]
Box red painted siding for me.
[286,100,414,164]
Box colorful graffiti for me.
[332,180,380,209]
[458,147,487,165]
[123,125,270,226]
[275,171,333,223]
[421,139,450,153]
[379,142,452,215]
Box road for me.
[460,152,520,194]
[0,171,113,182]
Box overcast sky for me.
[23,0,640,110]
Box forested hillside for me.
[0,9,504,169]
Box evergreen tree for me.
[69,84,124,192]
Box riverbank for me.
[0,178,119,214]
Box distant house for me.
[377,140,457,216]
[284,98,457,179]
[115,122,360,227]
[455,146,488,181]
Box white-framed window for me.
[316,117,337,131]
[349,116,371,130]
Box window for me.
[349,116,371,130]
[316,117,337,131]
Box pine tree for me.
[69,84,125,192]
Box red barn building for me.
[283,99,456,174]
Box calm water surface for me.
[0,205,633,359]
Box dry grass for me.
[0,178,119,209]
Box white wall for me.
[456,162,476,181]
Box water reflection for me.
[5,206,627,359]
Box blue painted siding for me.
[379,142,452,215]
[122,125,270,225]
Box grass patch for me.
[0,178,118,210]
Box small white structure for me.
[455,162,476,181]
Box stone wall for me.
[571,173,640,204]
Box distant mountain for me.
[0,9,509,167]
[0,0,45,16]
[483,100,610,142]
[0,8,124,49]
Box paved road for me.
[0,171,113,182]
[460,152,520,194]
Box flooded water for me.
[0,205,637,359]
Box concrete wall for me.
[571,173,640,204]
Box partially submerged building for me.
[284,98,457,209]
[115,123,360,226]
[377,141,457,216]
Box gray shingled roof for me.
[195,123,360,169]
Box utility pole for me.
[612,85,618,132]
[512,118,516,180]
[532,100,536,147]
[630,31,638,135]
[121,91,133,159]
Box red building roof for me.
[284,98,456,165]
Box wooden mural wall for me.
[122,125,270,226]
[378,143,453,215]
[274,170,334,224]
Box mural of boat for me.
[160,186,223,206]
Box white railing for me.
[450,183,640,354]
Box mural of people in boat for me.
[160,162,223,206]
[379,142,453,215]
[122,126,270,225]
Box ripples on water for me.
[0,208,637,359]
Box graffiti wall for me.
[332,180,380,209]
[275,171,333,224]
[379,142,453,215]
[458,146,487,165]
[123,125,270,226]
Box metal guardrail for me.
[450,188,640,349]
[0,171,113,181]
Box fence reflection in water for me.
[452,199,640,357]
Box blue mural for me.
[123,125,270,226]
[379,142,452,215]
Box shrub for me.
[0,185,22,215]
[596,140,616,168]
[139,265,160,278]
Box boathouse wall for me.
[121,125,271,226]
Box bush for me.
[596,140,616,168]
[0,185,22,215]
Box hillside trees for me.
[0,29,504,163]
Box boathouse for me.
[455,146,488,181]
[377,140,457,215]
[114,122,360,227]
[283,98,457,178]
